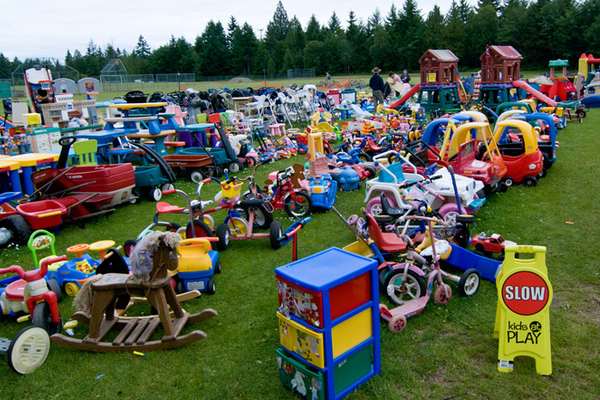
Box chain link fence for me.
[4,68,320,98]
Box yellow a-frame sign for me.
[494,245,552,375]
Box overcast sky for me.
[1,0,460,60]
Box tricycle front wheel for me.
[8,326,50,375]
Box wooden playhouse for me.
[480,45,523,84]
[417,49,463,114]
[478,45,524,116]
[419,49,460,85]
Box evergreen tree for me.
[367,9,383,33]
[304,40,326,73]
[346,11,369,72]
[230,22,258,75]
[466,5,499,66]
[369,26,393,71]
[105,44,119,59]
[444,1,466,60]
[266,1,289,41]
[147,36,196,74]
[265,1,290,72]
[578,0,600,55]
[305,15,321,41]
[385,5,402,66]
[327,12,343,35]
[283,17,305,70]
[195,22,229,75]
[424,6,446,51]
[0,53,12,78]
[458,0,473,24]
[227,16,239,46]
[399,0,425,69]
[65,50,73,66]
[478,0,500,11]
[498,0,528,45]
[134,35,151,58]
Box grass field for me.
[0,110,598,399]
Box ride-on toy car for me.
[175,238,222,294]
[492,119,544,186]
[438,122,508,191]
[45,240,117,297]
[308,174,337,211]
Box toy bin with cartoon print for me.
[275,247,381,400]
[176,238,222,294]
[309,175,338,211]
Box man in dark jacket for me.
[369,67,385,111]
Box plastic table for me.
[11,153,59,195]
[75,130,136,163]
[175,123,216,147]
[0,158,22,193]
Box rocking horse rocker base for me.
[51,273,217,352]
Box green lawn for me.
[0,111,599,399]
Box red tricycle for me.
[0,255,66,334]
[263,165,311,218]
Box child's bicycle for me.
[379,215,481,332]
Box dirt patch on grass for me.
[556,284,600,326]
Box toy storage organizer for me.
[275,248,381,399]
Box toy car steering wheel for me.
[67,243,90,258]
[59,136,77,147]
[89,240,116,259]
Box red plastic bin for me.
[276,272,371,329]
[17,200,66,229]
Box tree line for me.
[1,0,600,79]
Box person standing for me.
[400,69,411,84]
[369,67,385,110]
[387,72,403,97]
[325,72,332,88]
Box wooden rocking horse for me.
[51,232,217,352]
